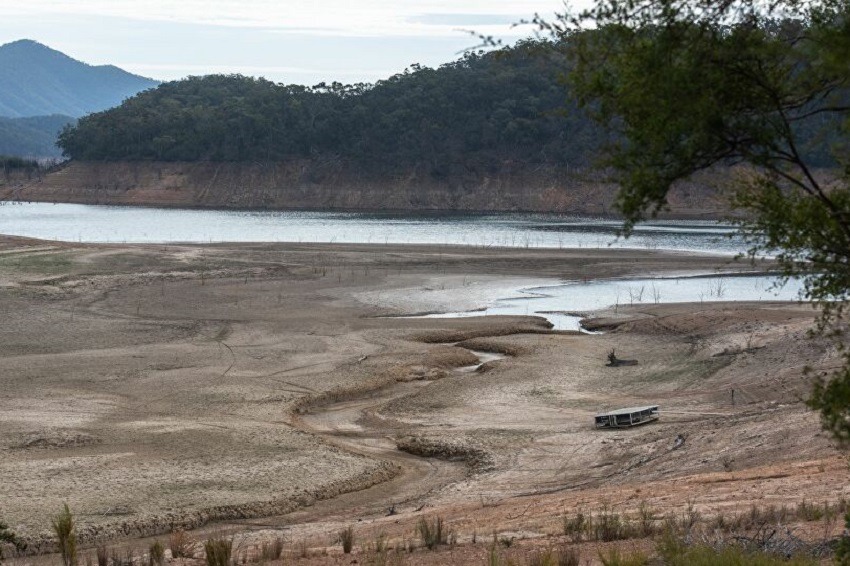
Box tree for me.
[542,0,850,438]
[52,503,77,566]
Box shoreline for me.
[1,159,733,220]
[0,197,733,222]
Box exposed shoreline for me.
[0,236,841,561]
[1,160,732,218]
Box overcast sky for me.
[0,1,573,85]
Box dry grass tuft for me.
[203,536,232,566]
[259,536,283,561]
[339,526,355,554]
[169,530,195,559]
[417,516,448,550]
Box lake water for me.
[417,274,805,331]
[0,203,806,329]
[0,202,743,254]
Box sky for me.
[0,0,573,86]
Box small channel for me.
[456,349,507,373]
[408,274,805,331]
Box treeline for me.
[57,42,604,176]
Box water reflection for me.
[418,274,804,331]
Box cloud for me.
[0,1,569,84]
[409,13,523,26]
[4,1,561,37]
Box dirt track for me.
[0,236,846,561]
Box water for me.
[418,274,805,331]
[457,350,507,373]
[0,202,743,254]
[0,203,804,331]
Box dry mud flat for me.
[0,236,846,559]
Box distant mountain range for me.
[0,39,158,158]
[0,39,159,118]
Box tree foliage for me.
[58,42,602,177]
[548,0,850,438]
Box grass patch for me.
[0,252,73,275]
[659,543,817,565]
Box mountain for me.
[0,114,75,158]
[0,39,159,118]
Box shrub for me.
[169,530,195,559]
[96,545,109,566]
[148,541,164,566]
[416,517,447,550]
[259,537,283,561]
[795,500,825,522]
[52,503,77,566]
[593,505,631,542]
[203,537,232,566]
[339,526,355,554]
[681,500,701,531]
[0,514,24,558]
[363,534,391,566]
[637,501,657,537]
[835,511,850,564]
[562,510,587,542]
[527,545,581,566]
[487,543,503,566]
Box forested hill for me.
[58,42,604,176]
[0,114,75,158]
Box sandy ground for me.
[0,236,846,562]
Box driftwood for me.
[693,524,837,559]
[606,349,638,367]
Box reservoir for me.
[0,202,743,254]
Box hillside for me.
[58,42,602,173]
[0,39,159,118]
[0,114,74,158]
[19,40,729,215]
